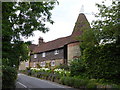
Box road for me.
[16,73,75,90]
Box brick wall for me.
[67,42,81,65]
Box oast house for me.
[19,13,90,69]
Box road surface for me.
[16,73,75,90]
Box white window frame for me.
[33,62,36,67]
[40,62,43,67]
[34,54,37,58]
[51,60,55,66]
[54,50,59,55]
[42,52,46,57]
[40,61,46,67]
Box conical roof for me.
[71,13,90,37]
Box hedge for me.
[83,43,120,84]
[70,58,86,76]
[60,76,120,89]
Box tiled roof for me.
[29,44,37,51]
[33,13,90,53]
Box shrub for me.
[60,76,120,89]
[64,77,74,86]
[73,78,83,88]
[70,58,86,76]
[83,43,120,84]
[60,77,65,85]
[2,65,17,89]
[57,64,70,70]
[60,76,89,88]
[54,68,70,77]
[86,79,97,88]
[36,64,42,68]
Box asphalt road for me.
[16,73,75,90]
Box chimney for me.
[38,37,44,46]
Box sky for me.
[22,0,112,44]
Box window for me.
[54,50,59,55]
[40,62,43,67]
[42,52,46,57]
[33,62,36,67]
[34,54,37,58]
[51,60,55,66]
[40,61,46,67]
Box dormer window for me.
[54,50,59,55]
[42,52,46,57]
[34,54,37,58]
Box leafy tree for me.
[82,43,120,84]
[92,0,120,44]
[2,1,58,67]
[77,0,120,84]
[2,1,58,88]
[79,0,120,49]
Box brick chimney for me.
[38,37,44,46]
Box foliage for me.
[2,1,58,67]
[79,0,120,50]
[2,1,58,88]
[70,58,86,76]
[83,43,120,84]
[36,64,42,68]
[2,65,17,88]
[79,28,99,50]
[57,64,70,70]
[30,68,70,77]
[60,76,120,89]
[2,1,58,39]
[75,0,120,85]
[92,0,120,44]
[60,76,89,88]
[54,68,70,77]
[2,42,29,68]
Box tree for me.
[79,0,120,49]
[77,0,120,84]
[2,1,58,67]
[2,1,58,88]
[92,0,120,44]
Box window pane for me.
[33,62,36,67]
[42,52,46,57]
[34,54,37,58]
[54,50,59,55]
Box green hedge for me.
[60,76,120,89]
[2,65,17,89]
[83,43,120,84]
[70,58,86,76]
